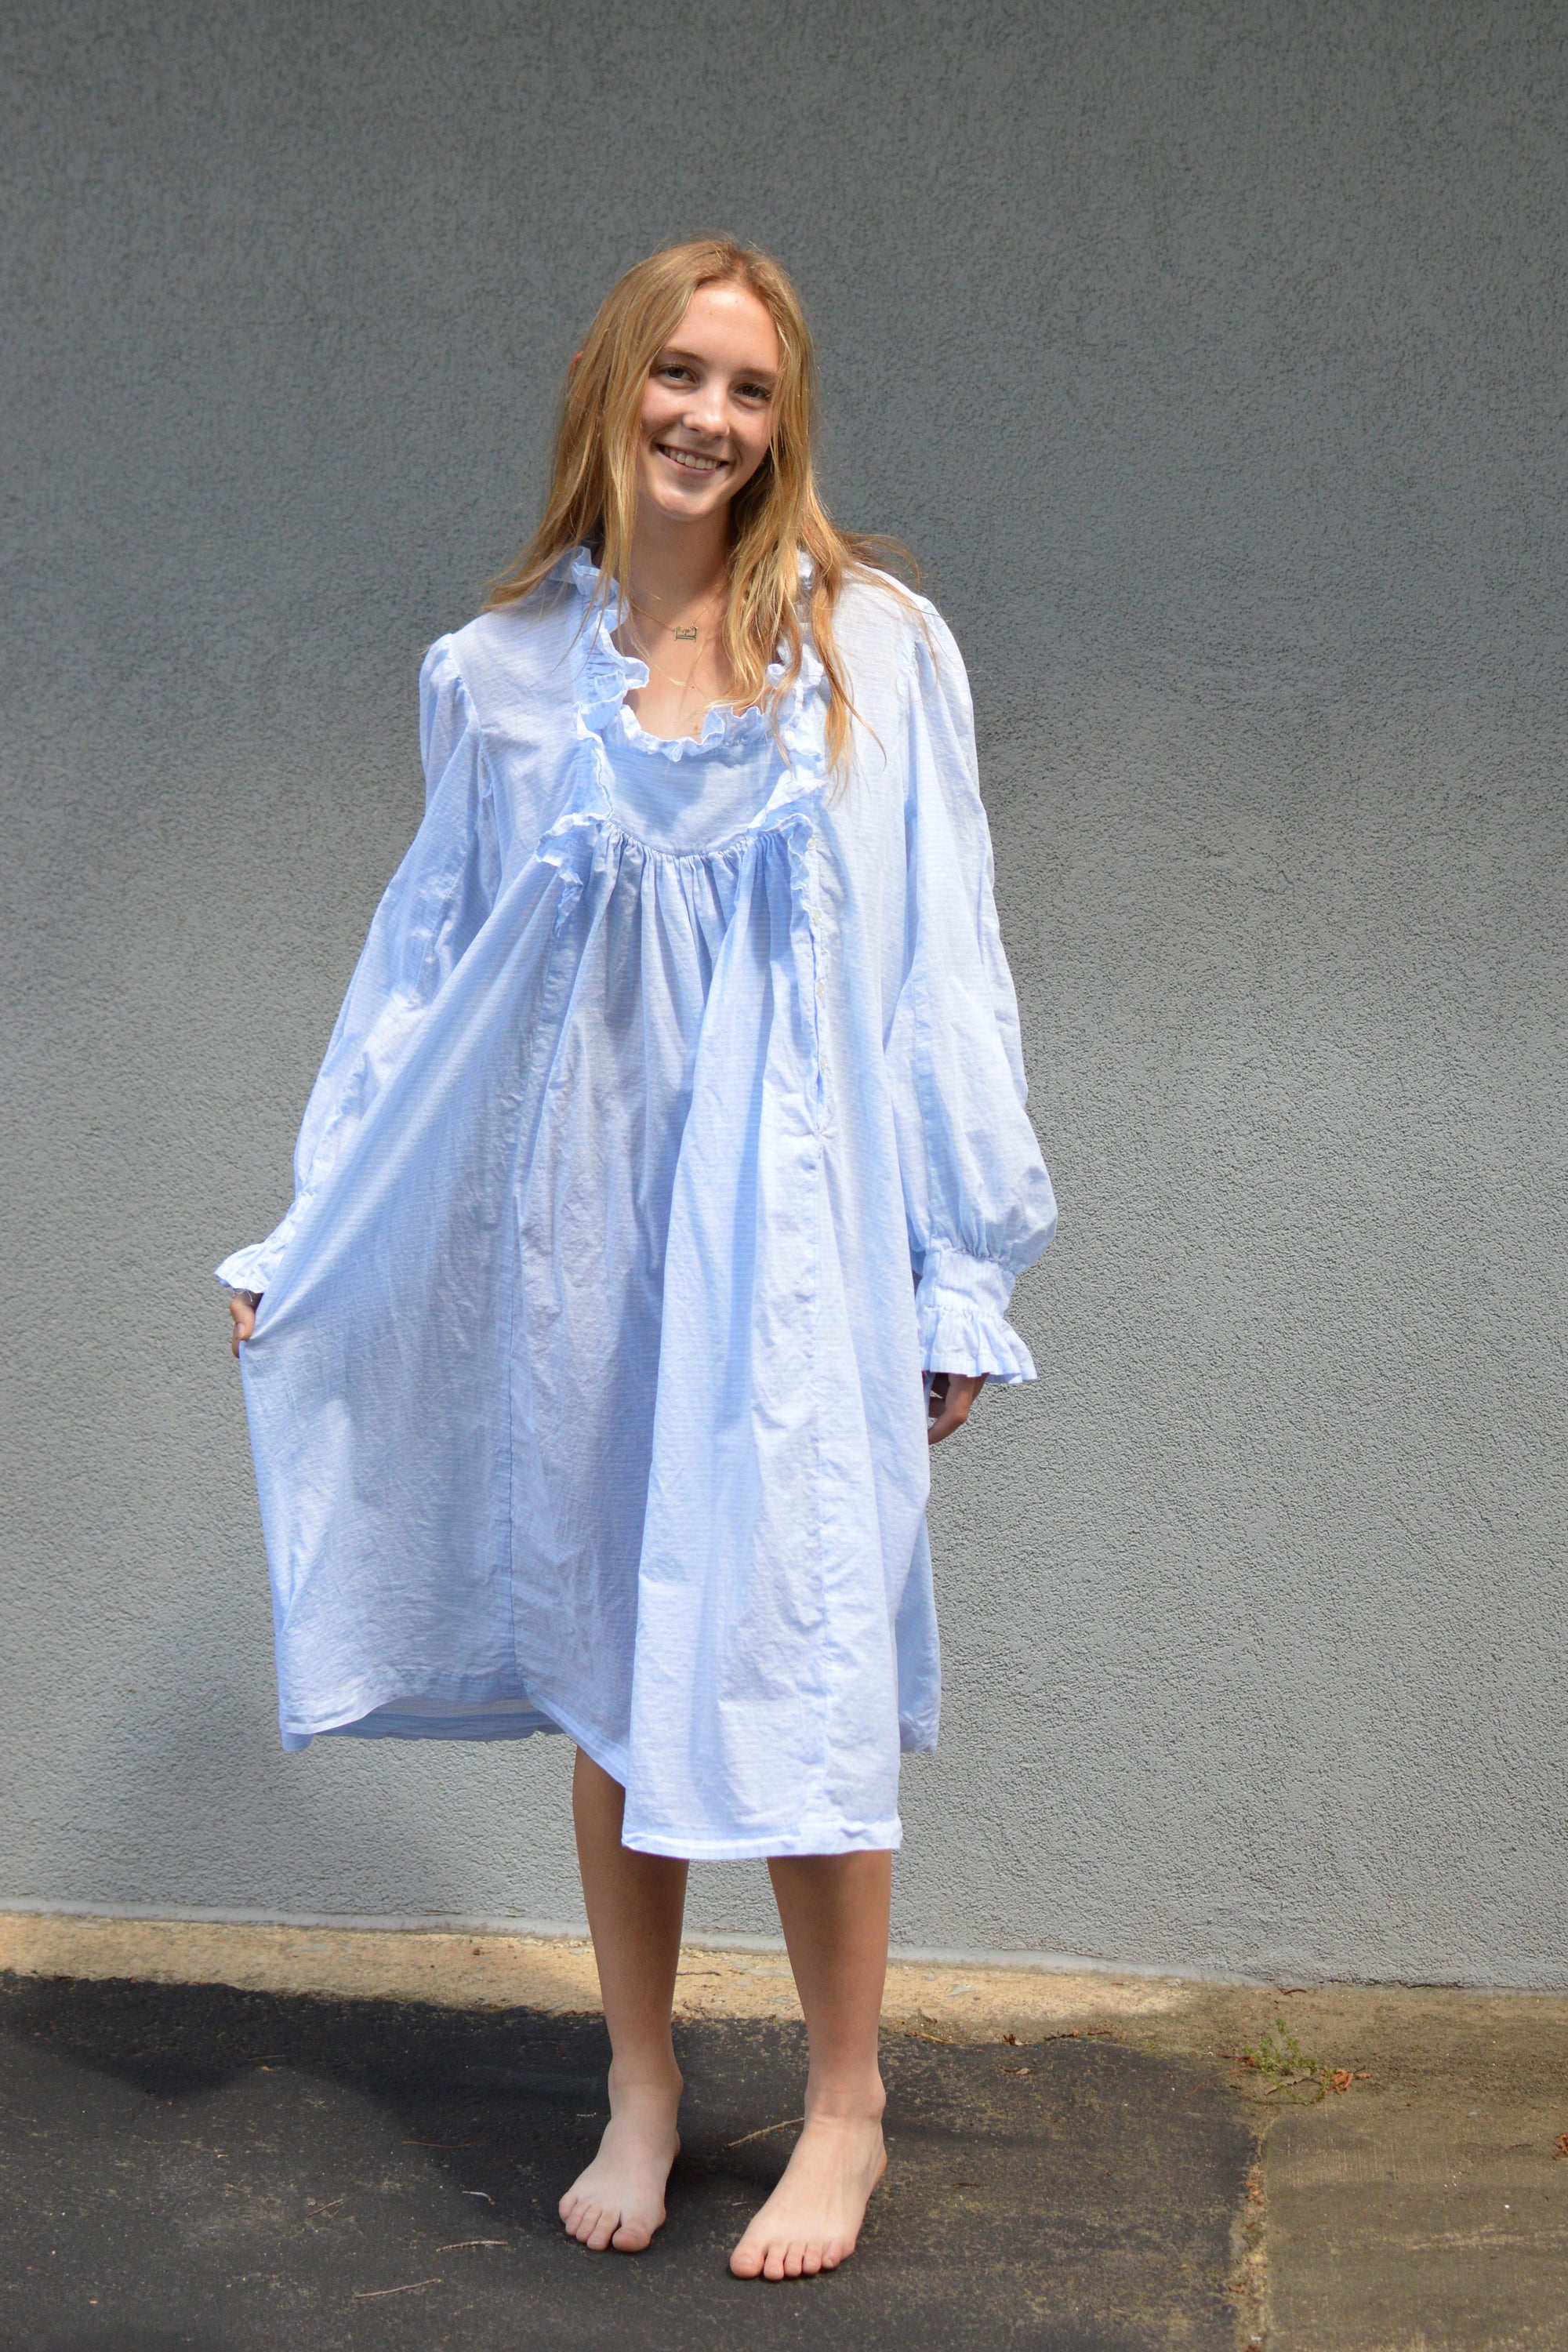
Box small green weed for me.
[1228,2016,1343,2104]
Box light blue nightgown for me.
[216,546,1057,1859]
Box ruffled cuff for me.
[913,1245,1036,1383]
[214,1232,289,1298]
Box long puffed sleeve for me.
[214,637,500,1298]
[886,608,1058,1381]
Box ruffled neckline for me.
[561,543,826,771]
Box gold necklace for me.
[619,599,733,732]
[627,595,722,648]
[622,614,716,696]
[622,632,710,705]
[641,654,708,695]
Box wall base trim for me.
[0,1895,1216,1983]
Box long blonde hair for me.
[483,236,913,779]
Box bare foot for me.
[729,2109,887,2280]
[558,2070,682,2252]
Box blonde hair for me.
[483,236,914,780]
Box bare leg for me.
[729,1849,891,2281]
[558,1749,687,2252]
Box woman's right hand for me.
[228,1290,261,1357]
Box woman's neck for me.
[626,506,731,631]
[615,505,741,739]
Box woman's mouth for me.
[654,442,729,476]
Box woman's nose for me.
[682,385,728,437]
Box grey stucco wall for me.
[4,0,1564,1984]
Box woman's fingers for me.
[228,1292,260,1356]
[926,1371,985,1444]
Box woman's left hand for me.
[228,1290,261,1357]
[926,1371,986,1444]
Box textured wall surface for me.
[4,1,1564,1984]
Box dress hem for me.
[619,1817,904,1861]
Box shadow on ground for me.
[0,1976,1252,2350]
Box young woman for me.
[220,238,1057,2281]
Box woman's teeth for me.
[658,445,726,474]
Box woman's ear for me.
[567,348,583,378]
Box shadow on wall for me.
[57,1573,583,1924]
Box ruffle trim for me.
[560,543,827,772]
[916,1292,1036,1383]
[214,1238,285,1297]
[914,1246,1036,1383]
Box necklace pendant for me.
[672,625,699,641]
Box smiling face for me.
[635,281,782,527]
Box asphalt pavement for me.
[0,1974,1253,2352]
